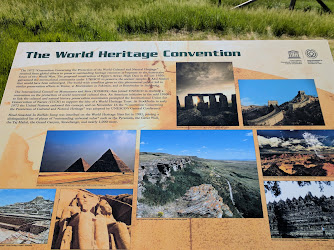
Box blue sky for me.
[140,130,256,161]
[265,181,334,203]
[40,130,136,172]
[239,79,318,106]
[86,189,133,196]
[0,189,56,206]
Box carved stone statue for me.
[95,199,131,249]
[55,192,131,249]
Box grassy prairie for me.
[138,152,262,218]
[1,0,334,100]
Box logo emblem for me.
[305,49,318,59]
[288,50,300,59]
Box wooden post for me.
[289,0,297,10]
[315,0,332,13]
[218,0,221,6]
[232,0,259,9]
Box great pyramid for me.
[65,158,91,172]
[86,149,132,172]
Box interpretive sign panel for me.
[0,41,333,249]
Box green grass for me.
[141,162,204,206]
[214,0,334,12]
[1,0,334,101]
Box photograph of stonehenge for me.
[176,62,238,126]
[239,79,324,126]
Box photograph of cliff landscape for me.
[239,79,324,126]
[265,181,334,239]
[177,62,238,126]
[0,189,55,244]
[137,130,262,218]
[38,130,136,185]
[258,130,334,176]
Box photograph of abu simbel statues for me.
[52,189,132,249]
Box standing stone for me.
[198,95,204,104]
[232,94,237,112]
[219,94,228,110]
[197,95,207,110]
[185,95,194,109]
[209,94,218,109]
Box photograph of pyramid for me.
[37,130,136,185]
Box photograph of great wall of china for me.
[37,130,136,185]
[176,62,238,126]
[52,188,132,249]
[258,130,334,176]
[264,181,334,239]
[137,130,263,218]
[239,79,325,126]
[0,189,55,244]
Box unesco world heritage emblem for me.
[305,49,318,59]
[288,50,301,59]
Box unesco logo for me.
[305,49,318,59]
[288,50,301,59]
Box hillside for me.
[242,91,324,126]
[1,0,334,100]
[137,152,263,218]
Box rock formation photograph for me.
[0,189,55,244]
[258,130,334,176]
[264,181,334,239]
[51,189,132,249]
[137,130,263,218]
[176,62,238,126]
[239,79,324,126]
[38,130,135,185]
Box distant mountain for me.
[65,158,90,172]
[87,149,132,172]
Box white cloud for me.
[289,145,306,151]
[241,97,258,106]
[257,135,283,148]
[302,132,325,148]
[156,148,164,151]
[140,141,147,145]
[246,132,253,137]
[113,130,136,147]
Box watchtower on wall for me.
[268,100,278,107]
[298,91,305,98]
